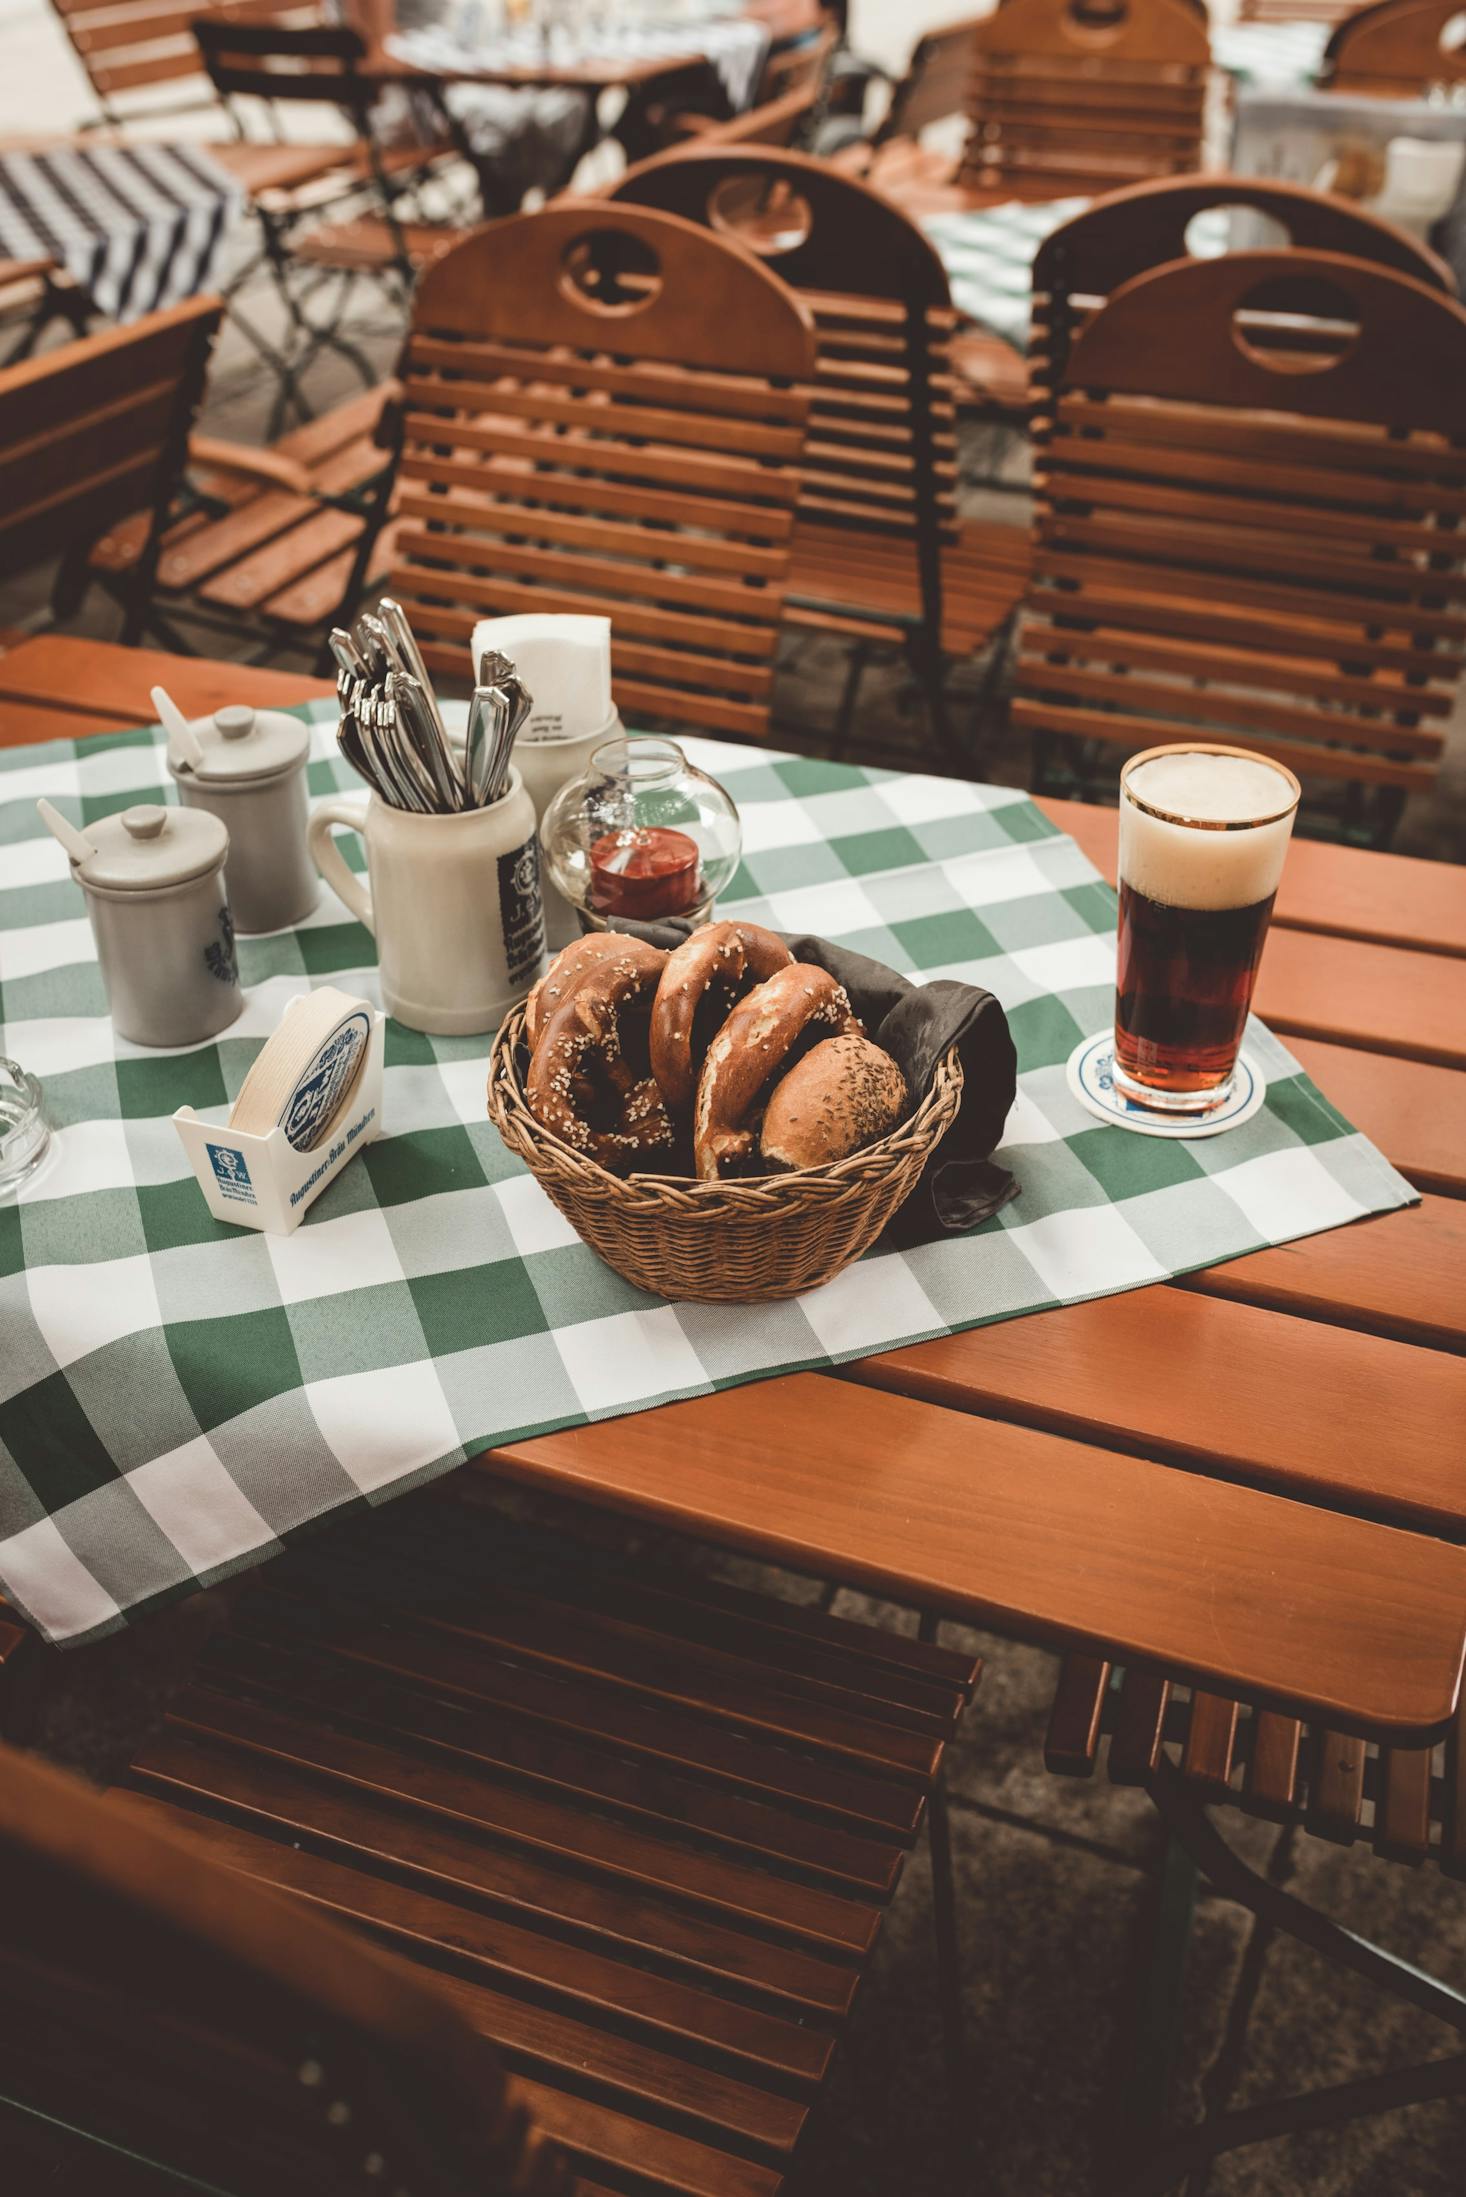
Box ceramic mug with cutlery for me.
[308,771,547,1035]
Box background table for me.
[0,142,243,323]
[2,638,1464,1745]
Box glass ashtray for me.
[0,1060,51,1194]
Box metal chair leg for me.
[1108,1757,1466,2197]
[917,1608,968,2184]
[830,639,869,758]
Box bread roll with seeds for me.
[759,1035,908,1172]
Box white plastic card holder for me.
[173,1012,386,1234]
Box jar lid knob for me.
[121,805,168,840]
[215,705,256,740]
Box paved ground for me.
[5,3,1465,2189]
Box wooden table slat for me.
[1039,795,1466,960]
[485,1376,1466,1740]
[1179,1196,1466,1353]
[1284,1039,1466,1199]
[848,1288,1466,1535]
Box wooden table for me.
[4,637,1464,1743]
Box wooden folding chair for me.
[0,1482,980,2196]
[610,144,1030,754]
[2,1732,571,2196]
[960,0,1210,203]
[0,296,220,645]
[191,18,471,432]
[1322,0,1466,96]
[43,1,393,283]
[85,380,399,670]
[1015,246,1466,842]
[386,202,815,741]
[1045,1654,1466,2191]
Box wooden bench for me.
[3,1486,978,2197]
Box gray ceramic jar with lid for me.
[166,704,316,934]
[71,804,243,1047]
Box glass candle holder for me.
[0,1058,50,1193]
[539,735,742,932]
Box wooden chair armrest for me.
[186,434,315,498]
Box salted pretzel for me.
[526,939,675,1174]
[525,932,637,1052]
[693,964,862,1181]
[649,920,793,1112]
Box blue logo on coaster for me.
[206,1143,256,1202]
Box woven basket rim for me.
[487,1000,963,1219]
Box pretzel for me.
[525,932,637,1052]
[693,964,862,1182]
[649,921,793,1112]
[526,939,674,1174]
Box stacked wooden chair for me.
[1322,0,1466,95]
[0,1481,979,2196]
[611,144,1030,751]
[1028,171,1454,418]
[959,0,1210,203]
[1014,236,1466,841]
[1045,1654,1466,2188]
[386,203,817,739]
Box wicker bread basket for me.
[487,1000,964,1302]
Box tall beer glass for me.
[1114,745,1300,1112]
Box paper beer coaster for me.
[228,987,373,1152]
[1067,1031,1268,1139]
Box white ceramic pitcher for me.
[308,769,546,1035]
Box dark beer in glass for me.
[1114,745,1300,1112]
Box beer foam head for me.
[1120,750,1297,913]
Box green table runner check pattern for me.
[0,706,1414,1645]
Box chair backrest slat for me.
[191,15,377,113]
[0,296,219,578]
[1018,246,1466,796]
[962,0,1209,200]
[0,1739,571,2197]
[391,204,814,741]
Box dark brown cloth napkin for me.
[610,919,1019,1244]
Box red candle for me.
[589,827,701,919]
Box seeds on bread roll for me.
[759,1034,908,1173]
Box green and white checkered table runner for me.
[0,704,1415,1646]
